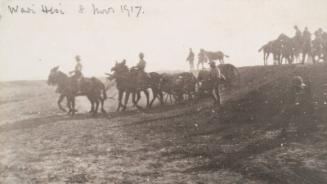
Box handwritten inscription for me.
[7,3,145,17]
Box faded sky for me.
[0,0,327,81]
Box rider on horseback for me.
[69,55,83,94]
[134,52,147,89]
[136,52,146,72]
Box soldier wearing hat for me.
[136,52,146,72]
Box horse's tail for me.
[92,77,107,100]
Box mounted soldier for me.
[133,52,148,90]
[69,55,83,93]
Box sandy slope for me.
[0,64,327,183]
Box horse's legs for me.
[159,91,164,105]
[66,97,72,114]
[266,53,271,65]
[143,89,150,108]
[117,90,123,112]
[71,97,76,116]
[302,52,306,64]
[313,54,318,64]
[100,96,106,114]
[57,94,67,112]
[164,93,169,103]
[132,92,142,110]
[94,97,100,115]
[123,92,130,111]
[137,91,141,102]
[87,96,94,113]
[169,93,174,104]
[149,88,158,108]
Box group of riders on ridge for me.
[48,50,238,115]
[259,26,327,65]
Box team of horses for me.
[259,32,327,65]
[47,62,240,115]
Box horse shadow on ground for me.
[0,100,207,134]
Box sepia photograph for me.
[0,0,327,183]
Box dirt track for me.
[1,64,327,183]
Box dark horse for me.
[47,66,107,115]
[108,60,163,111]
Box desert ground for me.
[1,64,327,184]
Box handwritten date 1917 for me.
[121,5,144,17]
[92,4,144,17]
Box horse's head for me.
[111,60,128,73]
[47,66,60,85]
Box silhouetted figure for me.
[186,48,195,71]
[302,27,312,63]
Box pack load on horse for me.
[48,63,107,116]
